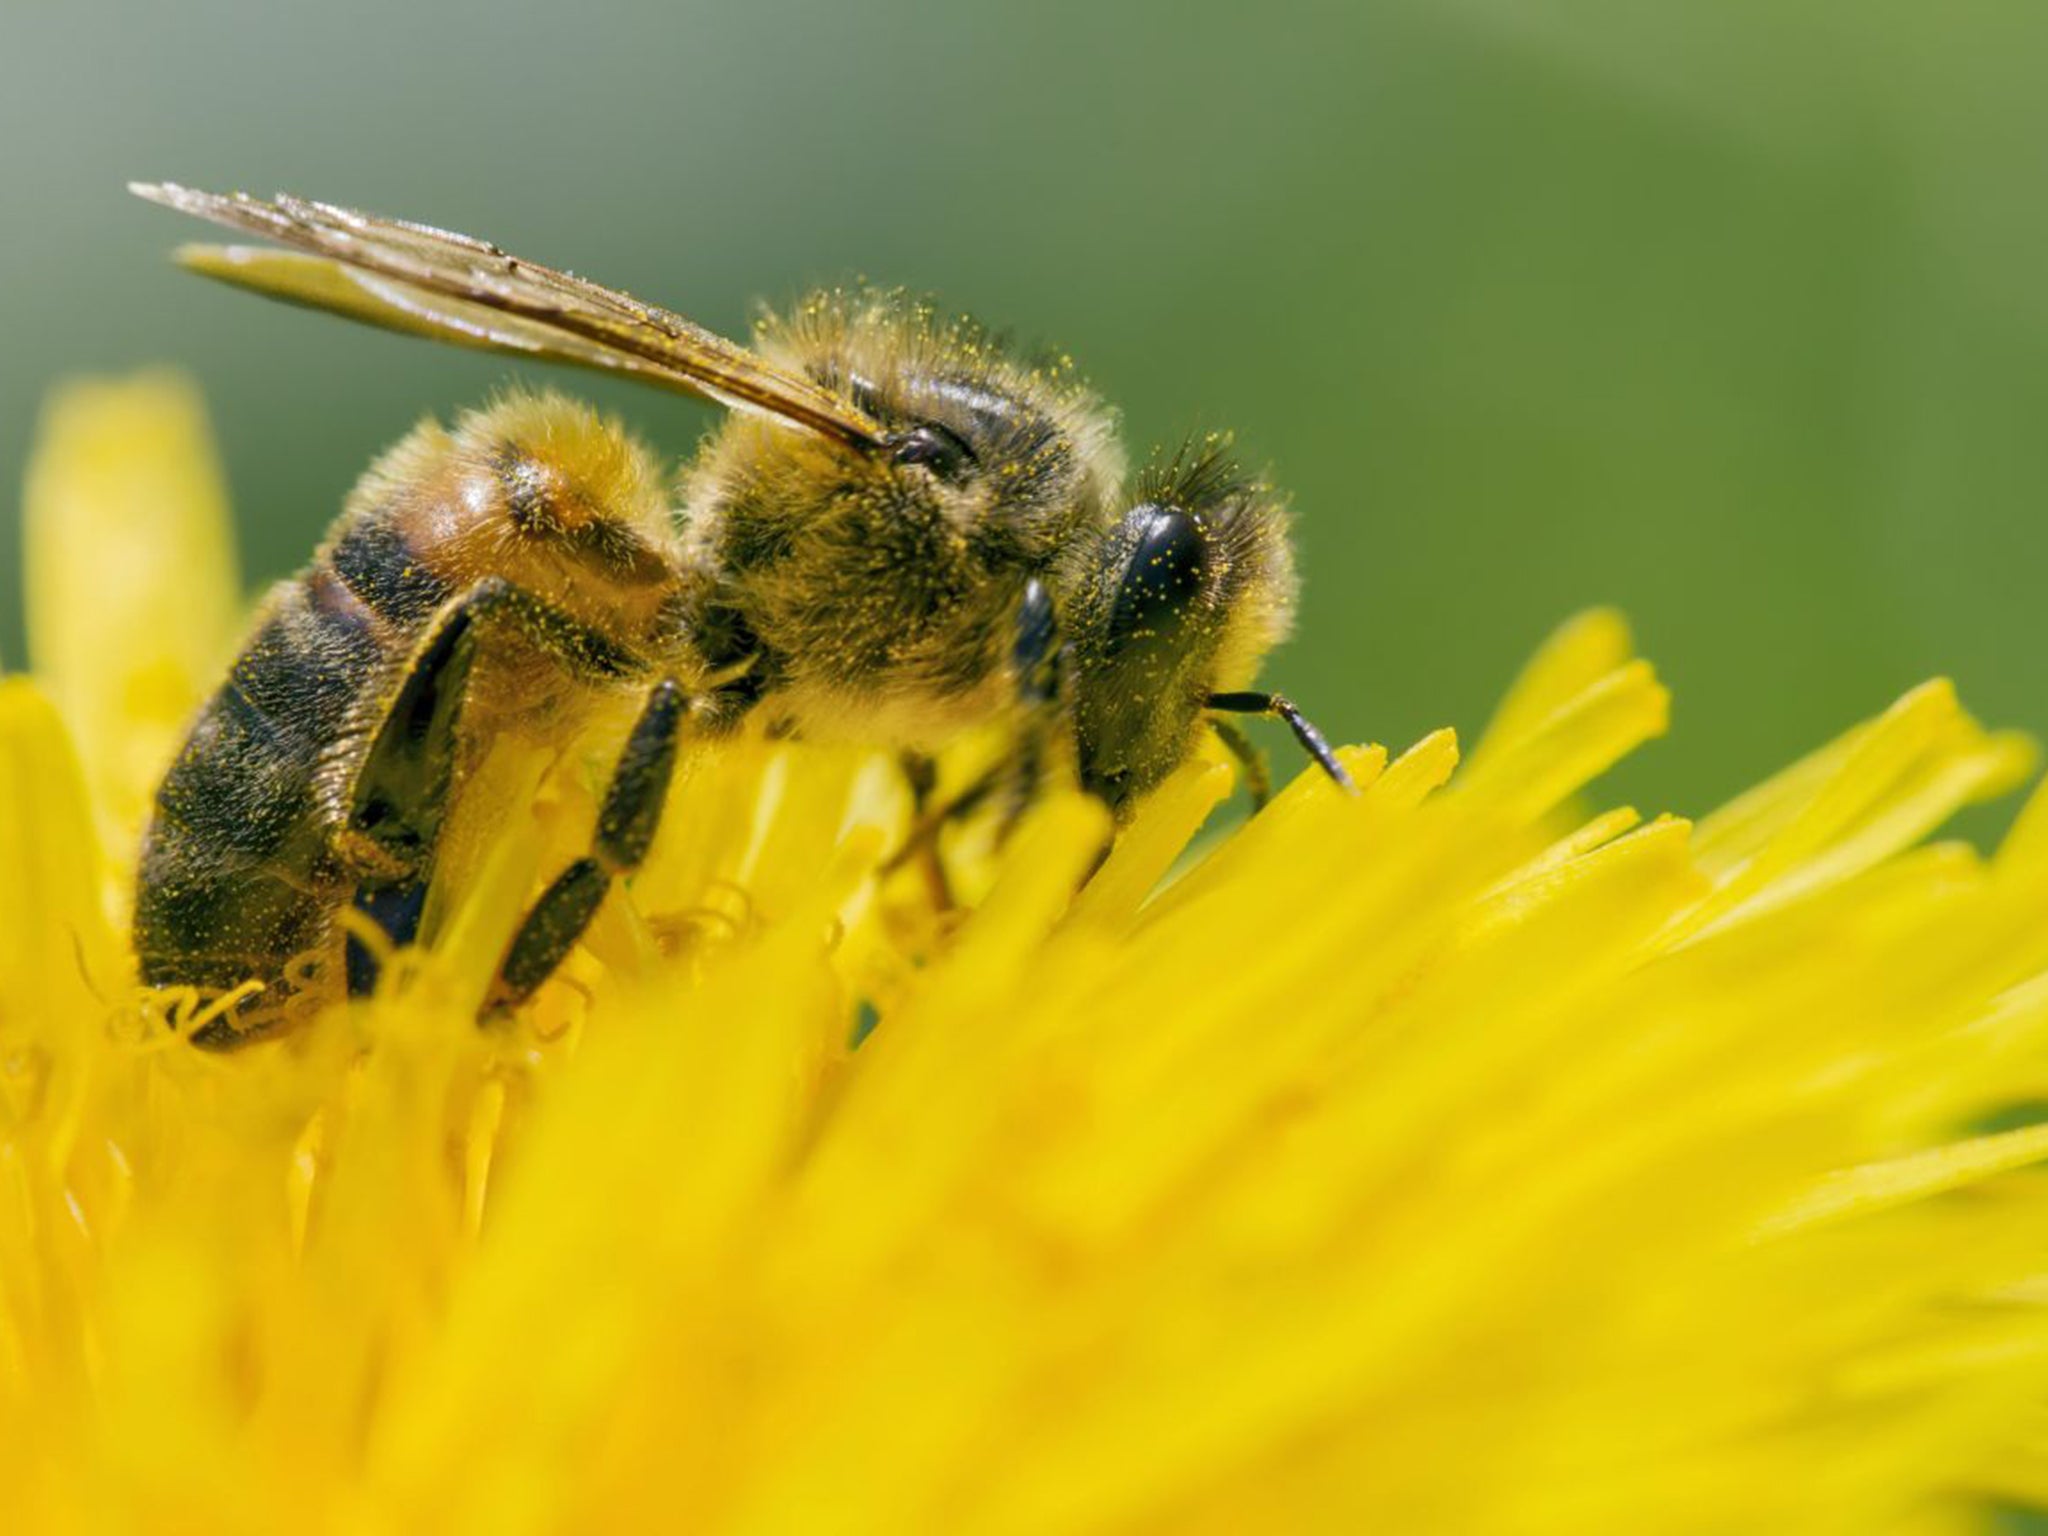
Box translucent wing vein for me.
[131,182,885,448]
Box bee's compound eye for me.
[889,423,977,481]
[1106,503,1208,654]
[1072,502,1214,812]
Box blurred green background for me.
[5,0,2048,825]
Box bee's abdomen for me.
[135,571,388,996]
[328,516,452,628]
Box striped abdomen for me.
[134,395,685,1031]
[134,565,394,1007]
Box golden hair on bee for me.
[336,391,681,651]
[127,183,1352,1045]
[674,289,1130,747]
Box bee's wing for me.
[132,183,885,449]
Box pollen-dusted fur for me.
[345,391,679,648]
[676,289,1127,747]
[130,186,1330,1040]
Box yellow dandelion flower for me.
[8,373,2048,1533]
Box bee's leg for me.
[900,751,940,816]
[895,751,959,909]
[336,592,485,993]
[882,579,1064,897]
[998,576,1062,837]
[486,678,687,1014]
[1205,691,1356,794]
[1207,716,1272,811]
[337,576,646,994]
[880,762,1002,895]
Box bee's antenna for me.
[1206,691,1358,794]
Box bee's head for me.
[1059,444,1299,814]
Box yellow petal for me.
[22,371,242,852]
[10,373,2048,1536]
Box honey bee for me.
[128,183,1350,1046]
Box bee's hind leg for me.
[337,575,648,997]
[337,588,488,994]
[485,679,688,1015]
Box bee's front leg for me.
[894,751,959,910]
[882,578,1068,902]
[1205,715,1272,812]
[995,575,1063,833]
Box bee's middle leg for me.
[486,678,688,1014]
